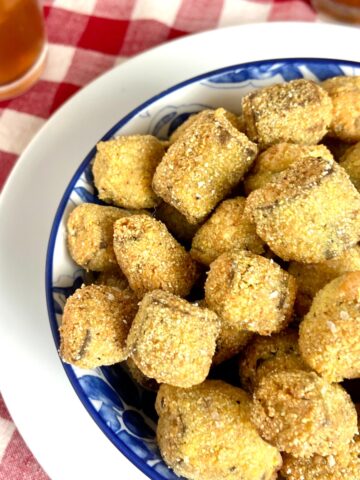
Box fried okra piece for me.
[245,156,360,263]
[67,203,132,271]
[95,268,129,291]
[126,290,220,387]
[340,141,360,191]
[322,76,360,143]
[125,357,159,391]
[244,143,333,194]
[299,272,360,383]
[190,197,264,266]
[251,369,358,458]
[213,325,253,366]
[93,135,165,209]
[59,285,138,369]
[155,381,282,480]
[113,214,198,298]
[288,245,360,316]
[242,79,332,149]
[153,108,258,224]
[239,330,308,392]
[155,202,200,244]
[169,109,213,143]
[205,251,296,336]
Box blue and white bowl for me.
[46,58,360,480]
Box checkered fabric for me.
[0,0,318,478]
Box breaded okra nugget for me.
[242,79,332,149]
[213,325,253,365]
[239,330,308,391]
[153,108,258,224]
[322,76,360,143]
[59,285,138,369]
[190,197,264,266]
[205,250,296,336]
[126,290,220,387]
[155,381,282,480]
[251,369,358,458]
[244,143,333,194]
[67,203,132,271]
[299,272,360,383]
[95,268,129,291]
[340,141,360,191]
[113,214,198,298]
[288,245,360,315]
[155,202,200,244]
[245,156,360,263]
[93,135,165,209]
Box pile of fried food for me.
[60,76,360,480]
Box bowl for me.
[46,58,360,480]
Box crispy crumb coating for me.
[241,79,332,149]
[95,268,129,291]
[288,245,360,316]
[155,381,282,480]
[244,143,333,194]
[126,290,220,387]
[169,110,213,143]
[251,369,358,458]
[125,357,159,391]
[213,325,254,366]
[299,272,360,383]
[190,197,264,265]
[67,203,132,271]
[245,156,360,263]
[239,330,308,391]
[322,76,360,143]
[281,436,360,480]
[205,250,296,336]
[340,141,360,191]
[93,135,165,209]
[155,202,200,244]
[153,108,258,224]
[59,285,138,369]
[113,214,198,298]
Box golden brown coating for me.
[155,381,282,480]
[95,268,129,291]
[153,108,258,224]
[239,330,308,391]
[244,143,333,194]
[113,214,198,298]
[340,141,360,191]
[322,76,360,143]
[59,285,138,369]
[169,110,213,143]
[245,156,360,263]
[126,290,220,387]
[190,197,264,266]
[242,79,332,149]
[125,357,159,391]
[251,369,358,458]
[93,135,165,209]
[288,245,360,316]
[205,250,296,336]
[299,272,360,383]
[155,202,200,244]
[213,325,254,366]
[67,203,132,272]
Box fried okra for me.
[59,285,138,369]
[95,268,129,291]
[251,369,358,458]
[242,79,332,149]
[126,290,220,387]
[244,143,333,194]
[155,381,282,480]
[93,135,165,209]
[239,330,308,392]
[245,156,360,263]
[67,203,132,271]
[299,272,360,383]
[322,76,360,143]
[213,325,254,366]
[113,214,198,298]
[125,357,159,391]
[340,141,360,191]
[205,250,296,336]
[190,197,264,266]
[155,202,200,244]
[288,245,360,315]
[153,108,258,224]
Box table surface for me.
[0,0,354,478]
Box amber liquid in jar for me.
[0,0,45,86]
[312,0,360,22]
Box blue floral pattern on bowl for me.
[46,58,360,480]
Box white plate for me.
[0,22,359,480]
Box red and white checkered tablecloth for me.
[0,0,320,478]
